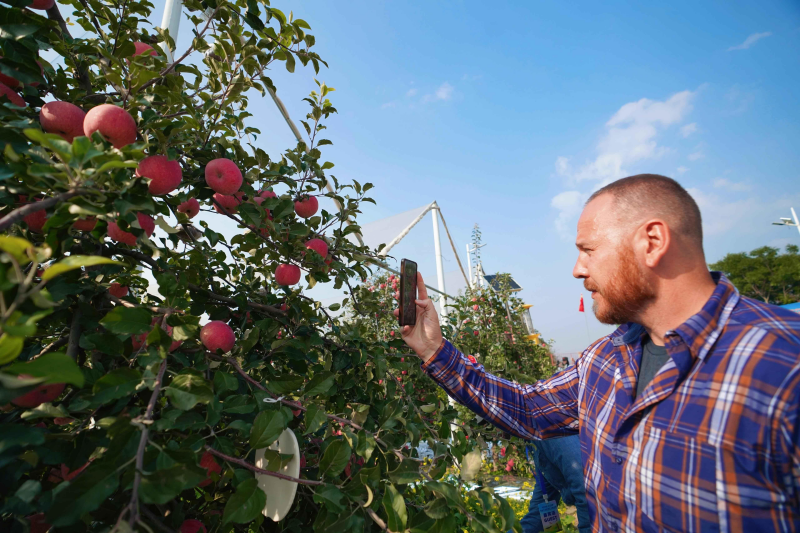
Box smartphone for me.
[399,259,418,326]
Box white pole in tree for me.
[431,202,447,317]
[465,243,474,288]
[793,208,800,237]
[159,0,183,62]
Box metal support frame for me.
[431,203,447,317]
[159,0,183,62]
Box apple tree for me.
[0,0,523,531]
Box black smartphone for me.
[399,259,418,326]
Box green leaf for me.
[424,497,450,519]
[0,333,24,364]
[302,403,328,435]
[0,236,33,263]
[460,448,482,481]
[0,423,45,454]
[100,306,152,335]
[213,371,239,392]
[0,25,39,40]
[304,371,335,396]
[166,369,213,411]
[266,374,304,395]
[6,352,85,386]
[318,438,351,478]
[250,409,289,449]
[313,485,345,512]
[222,478,266,524]
[382,483,407,531]
[389,457,420,485]
[356,429,376,462]
[42,255,121,280]
[92,368,143,406]
[139,464,207,504]
[284,52,296,73]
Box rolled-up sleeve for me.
[422,340,580,439]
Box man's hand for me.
[393,272,443,363]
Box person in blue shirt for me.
[516,435,590,533]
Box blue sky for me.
[134,0,800,353]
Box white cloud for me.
[555,156,571,177]
[422,82,454,103]
[724,85,755,115]
[551,191,585,240]
[687,188,762,236]
[380,101,396,109]
[558,90,695,184]
[727,31,772,51]
[680,122,697,138]
[677,166,689,175]
[405,88,418,98]
[688,151,705,161]
[713,177,752,191]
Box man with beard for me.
[396,175,800,532]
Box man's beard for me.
[585,246,655,325]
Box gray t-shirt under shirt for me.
[634,335,670,400]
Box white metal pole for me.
[792,207,800,237]
[465,243,474,288]
[431,203,447,317]
[159,0,183,62]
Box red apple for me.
[253,189,277,206]
[200,321,235,353]
[473,331,479,336]
[39,101,86,143]
[132,317,182,352]
[107,213,155,245]
[177,198,200,218]
[204,158,242,195]
[212,193,240,214]
[401,370,406,375]
[305,238,328,258]
[468,355,477,364]
[53,417,74,425]
[133,42,157,57]
[28,0,55,9]
[294,196,318,218]
[11,375,65,408]
[136,155,182,195]
[472,304,478,311]
[27,513,50,533]
[180,519,207,533]
[198,451,222,488]
[275,264,301,286]
[72,216,97,231]
[23,205,47,233]
[0,81,24,107]
[84,104,137,148]
[108,282,128,298]
[390,331,395,337]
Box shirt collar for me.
[610,272,739,361]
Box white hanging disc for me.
[254,428,301,521]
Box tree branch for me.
[66,309,82,360]
[0,190,84,232]
[203,445,324,486]
[365,508,397,533]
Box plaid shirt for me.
[423,273,800,532]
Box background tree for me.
[709,244,800,305]
[0,1,522,532]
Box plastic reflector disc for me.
[254,428,300,521]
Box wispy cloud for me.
[688,151,705,161]
[381,101,396,109]
[728,31,772,51]
[422,82,454,102]
[677,166,689,175]
[406,88,418,98]
[555,90,695,184]
[680,122,697,138]
[713,177,752,191]
[551,191,585,240]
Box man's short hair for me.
[587,174,703,248]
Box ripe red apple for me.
[401,370,406,375]
[180,519,207,533]
[253,189,277,205]
[204,158,242,195]
[472,304,478,311]
[294,196,318,218]
[400,357,404,362]
[27,513,50,533]
[133,42,157,57]
[177,198,200,218]
[390,331,395,337]
[107,213,155,245]
[84,104,137,148]
[0,81,24,107]
[198,451,222,488]
[275,264,301,286]
[136,155,182,196]
[11,375,65,408]
[23,206,47,233]
[39,101,86,142]
[108,282,128,298]
[28,0,55,9]
[200,321,235,353]
[73,216,97,231]
[132,317,182,352]
[305,238,328,258]
[468,355,477,364]
[473,331,479,336]
[212,193,240,214]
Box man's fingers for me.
[392,308,399,317]
[402,325,411,335]
[416,272,428,301]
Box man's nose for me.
[573,256,587,279]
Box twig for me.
[32,335,69,359]
[66,309,82,360]
[0,190,84,232]
[107,293,179,314]
[203,446,324,486]
[128,359,167,526]
[140,507,177,533]
[365,508,397,533]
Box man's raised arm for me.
[396,272,581,440]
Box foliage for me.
[709,244,800,305]
[0,1,522,532]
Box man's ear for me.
[641,219,670,268]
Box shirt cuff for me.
[420,338,457,380]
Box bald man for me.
[396,175,800,532]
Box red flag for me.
[579,295,585,312]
